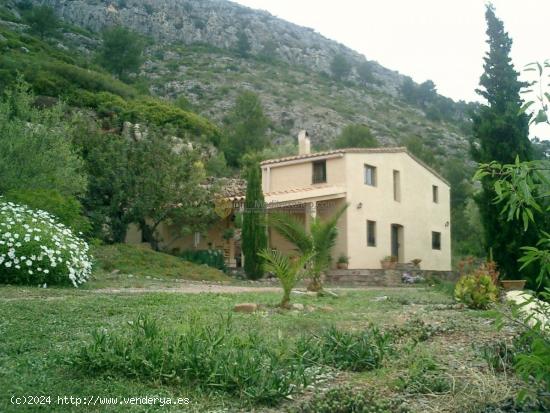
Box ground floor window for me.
[432,231,441,250]
[367,220,376,246]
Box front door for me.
[391,224,403,262]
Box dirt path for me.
[92,284,284,294]
[91,284,418,295]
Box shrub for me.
[454,273,498,309]
[295,326,391,371]
[73,315,316,405]
[288,385,409,413]
[180,249,226,271]
[396,355,451,394]
[0,199,92,286]
[5,189,91,235]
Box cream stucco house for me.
[126,131,451,272]
[260,131,451,271]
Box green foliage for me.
[242,164,268,279]
[356,61,377,85]
[0,199,92,286]
[0,80,86,197]
[494,289,550,407]
[454,273,498,309]
[24,5,58,39]
[396,355,451,394]
[181,249,226,272]
[269,204,347,291]
[295,325,391,372]
[235,29,251,58]
[78,92,220,142]
[5,189,90,235]
[74,315,314,405]
[471,5,536,281]
[333,124,378,149]
[475,159,549,288]
[258,249,312,308]
[98,26,144,79]
[73,119,215,245]
[289,385,408,413]
[222,91,269,167]
[330,54,351,81]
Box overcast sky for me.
[232,0,549,139]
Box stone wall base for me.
[326,265,457,287]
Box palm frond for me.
[268,212,313,253]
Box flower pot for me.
[500,280,526,291]
[337,262,348,270]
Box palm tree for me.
[258,249,312,308]
[268,204,348,292]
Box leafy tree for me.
[258,249,312,308]
[471,5,536,280]
[356,61,375,84]
[402,136,439,168]
[131,134,216,250]
[269,204,348,292]
[74,118,215,246]
[330,54,351,81]
[333,124,378,149]
[0,81,86,197]
[98,26,144,79]
[236,30,251,58]
[222,91,269,167]
[25,5,58,39]
[242,163,267,279]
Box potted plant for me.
[381,255,398,270]
[411,258,422,268]
[337,254,349,270]
[500,279,527,291]
[222,228,235,241]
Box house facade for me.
[260,132,451,271]
[126,132,451,272]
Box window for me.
[432,185,439,203]
[393,170,401,201]
[312,160,327,184]
[367,220,376,246]
[432,231,441,250]
[364,164,377,186]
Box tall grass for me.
[74,315,314,405]
[74,317,392,406]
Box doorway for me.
[391,224,404,262]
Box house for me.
[260,131,451,271]
[126,131,451,272]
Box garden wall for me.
[326,264,457,287]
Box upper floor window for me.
[432,231,441,250]
[312,160,327,184]
[364,164,377,186]
[432,185,439,203]
[393,170,401,201]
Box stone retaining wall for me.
[326,265,457,287]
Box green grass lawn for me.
[0,280,526,413]
[87,244,230,289]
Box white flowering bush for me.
[0,198,92,287]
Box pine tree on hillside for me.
[471,4,536,280]
[242,163,267,279]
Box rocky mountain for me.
[8,0,473,161]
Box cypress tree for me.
[242,163,267,279]
[471,5,536,280]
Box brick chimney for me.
[298,130,311,155]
